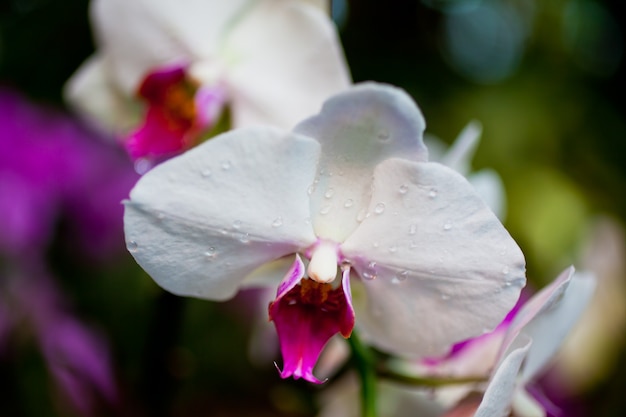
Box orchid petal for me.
[64,54,138,134]
[341,159,525,356]
[124,127,319,300]
[517,269,596,383]
[474,336,531,417]
[224,0,350,130]
[269,256,354,384]
[294,83,428,242]
[467,169,507,221]
[91,0,249,92]
[440,120,482,175]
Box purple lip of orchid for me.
[125,65,225,167]
[269,253,355,384]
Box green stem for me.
[348,332,378,417]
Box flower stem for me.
[348,331,378,417]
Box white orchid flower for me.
[123,82,525,383]
[65,0,350,168]
[430,266,596,417]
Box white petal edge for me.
[223,0,350,130]
[474,336,531,417]
[294,83,428,242]
[64,54,139,134]
[342,159,525,356]
[91,0,250,93]
[124,126,319,300]
[518,269,596,383]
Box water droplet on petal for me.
[344,199,354,208]
[378,130,390,142]
[307,184,316,195]
[374,203,386,214]
[428,189,438,199]
[272,217,283,227]
[201,169,212,178]
[409,240,418,249]
[393,270,409,283]
[443,222,452,231]
[237,233,250,243]
[502,266,510,275]
[440,293,450,301]
[320,205,332,215]
[388,245,397,253]
[324,188,334,199]
[408,224,417,235]
[233,220,242,229]
[221,160,231,170]
[127,240,138,252]
[398,184,408,194]
[204,247,216,259]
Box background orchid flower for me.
[123,82,526,384]
[425,121,507,220]
[420,267,596,417]
[65,0,351,168]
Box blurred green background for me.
[1,0,624,416]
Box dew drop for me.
[204,247,216,259]
[324,188,335,199]
[201,168,212,178]
[502,266,510,275]
[307,185,316,196]
[440,293,450,301]
[408,223,417,235]
[388,245,397,253]
[443,222,452,231]
[127,240,138,252]
[221,160,231,170]
[272,217,283,227]
[393,270,409,283]
[237,233,250,244]
[428,189,438,199]
[232,220,242,229]
[362,271,377,281]
[409,240,418,249]
[344,199,354,208]
[374,203,386,215]
[368,261,377,269]
[320,205,332,215]
[398,184,409,194]
[378,130,390,141]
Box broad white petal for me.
[474,337,531,417]
[294,83,428,242]
[92,0,249,92]
[64,54,139,134]
[124,127,319,300]
[224,0,350,130]
[518,269,596,383]
[341,159,525,356]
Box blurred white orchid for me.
[123,82,525,383]
[424,267,596,417]
[65,0,350,168]
[426,121,506,220]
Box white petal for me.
[224,0,350,129]
[64,54,139,134]
[341,159,525,356]
[91,0,249,92]
[124,127,319,300]
[440,120,482,175]
[474,336,531,417]
[467,169,507,221]
[516,268,596,383]
[294,83,428,242]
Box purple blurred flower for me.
[0,88,139,260]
